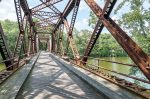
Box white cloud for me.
[79,1,89,11]
[0,0,17,21]
[75,18,91,31]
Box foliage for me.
[88,11,98,29]
[71,27,127,57]
[0,19,18,52]
[114,0,150,81]
[74,29,91,55]
[39,42,47,50]
[84,10,127,57]
[115,0,150,54]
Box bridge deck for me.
[16,52,104,99]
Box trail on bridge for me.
[16,51,104,99]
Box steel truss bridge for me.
[0,0,150,98]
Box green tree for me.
[88,11,98,29]
[90,33,127,57]
[114,0,150,53]
[115,0,150,82]
[88,10,127,57]
[0,19,18,52]
[74,29,91,55]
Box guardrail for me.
[0,53,33,72]
[68,58,150,98]
[0,52,35,84]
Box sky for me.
[0,0,125,32]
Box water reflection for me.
[87,57,150,89]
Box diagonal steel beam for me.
[31,0,62,13]
[0,23,13,70]
[20,0,34,26]
[39,0,61,14]
[19,0,37,54]
[82,0,116,63]
[14,0,26,61]
[64,0,80,60]
[14,0,24,32]
[68,0,80,36]
[85,0,150,81]
[34,15,56,28]
[53,0,77,33]
[52,0,77,54]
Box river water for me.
[87,57,150,89]
[0,63,5,71]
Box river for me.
[0,63,5,71]
[88,57,150,89]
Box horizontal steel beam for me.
[37,32,51,34]
[32,11,59,17]
[36,16,59,23]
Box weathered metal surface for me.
[53,0,77,33]
[14,0,26,62]
[39,0,61,14]
[14,0,36,61]
[36,17,59,24]
[56,24,63,54]
[63,0,81,60]
[51,32,56,53]
[82,21,103,63]
[82,0,116,64]
[70,59,150,98]
[1,0,149,97]
[14,0,24,31]
[64,20,80,59]
[32,11,59,16]
[68,0,80,36]
[0,24,12,70]
[31,0,62,13]
[84,0,150,81]
[52,54,148,99]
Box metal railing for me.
[0,52,35,74]
[68,58,150,98]
[69,57,150,84]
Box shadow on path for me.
[16,52,105,99]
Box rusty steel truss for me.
[0,0,150,97]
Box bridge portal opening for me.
[38,34,51,52]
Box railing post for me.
[98,59,100,66]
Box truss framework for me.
[0,0,150,84]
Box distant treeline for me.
[1,17,149,60]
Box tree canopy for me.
[114,0,150,53]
